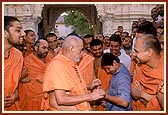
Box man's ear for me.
[148,48,153,57]
[4,30,9,38]
[70,46,74,53]
[34,46,38,51]
[113,60,118,66]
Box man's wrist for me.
[140,91,146,100]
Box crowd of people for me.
[4,4,164,111]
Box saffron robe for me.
[96,67,111,111]
[43,54,91,111]
[24,44,33,57]
[47,50,55,59]
[4,47,23,111]
[19,53,51,111]
[131,52,164,111]
[94,56,102,78]
[78,51,95,85]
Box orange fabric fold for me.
[96,66,111,111]
[94,57,102,78]
[40,92,50,111]
[43,54,91,111]
[19,53,51,111]
[47,50,54,59]
[24,44,33,57]
[4,47,23,111]
[131,52,164,111]
[78,52,95,84]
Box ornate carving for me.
[4,4,156,36]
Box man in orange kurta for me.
[19,39,51,111]
[43,34,105,111]
[131,34,164,111]
[4,16,25,111]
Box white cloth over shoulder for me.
[119,49,131,70]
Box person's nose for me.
[21,30,26,37]
[131,52,137,60]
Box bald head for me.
[62,35,83,63]
[136,34,161,55]
[62,35,83,51]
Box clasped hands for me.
[89,79,106,101]
[133,80,154,106]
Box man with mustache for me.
[20,39,52,110]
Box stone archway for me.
[41,4,102,38]
[4,3,155,38]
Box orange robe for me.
[129,61,136,78]
[24,44,33,57]
[96,67,111,111]
[47,50,55,59]
[43,54,91,111]
[131,52,164,111]
[4,47,23,111]
[19,53,51,111]
[78,51,95,85]
[94,56,102,78]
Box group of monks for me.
[4,15,164,111]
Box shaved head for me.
[137,34,161,55]
[62,35,83,63]
[62,35,83,51]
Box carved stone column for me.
[4,4,43,38]
[21,16,42,37]
[96,4,114,36]
[99,15,113,36]
[95,4,155,35]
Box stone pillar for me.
[4,4,156,38]
[96,4,114,36]
[4,4,43,38]
[101,15,113,36]
[20,16,42,38]
[96,4,155,35]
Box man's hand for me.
[131,80,142,100]
[132,80,154,105]
[90,79,102,90]
[157,82,164,94]
[101,100,106,108]
[4,93,18,107]
[90,88,105,101]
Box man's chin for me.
[95,55,102,58]
[73,58,81,63]
[42,53,48,58]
